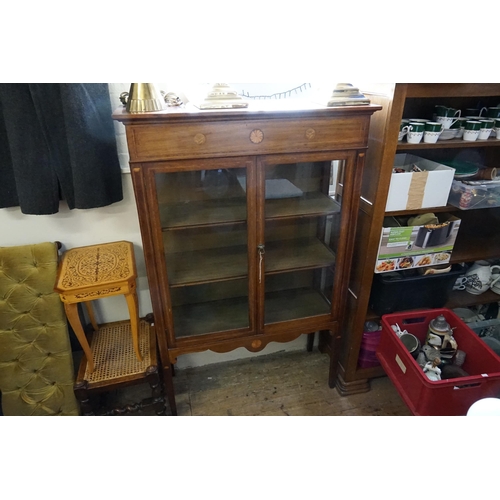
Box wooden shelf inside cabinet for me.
[264,289,331,324]
[451,207,500,263]
[404,83,500,98]
[167,245,248,286]
[173,296,250,338]
[160,199,247,229]
[160,193,340,230]
[446,289,500,309]
[265,193,341,219]
[397,138,500,151]
[166,238,335,287]
[173,287,332,339]
[386,204,457,217]
[265,238,335,274]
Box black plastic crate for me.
[370,264,465,316]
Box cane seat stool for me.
[73,316,167,415]
[54,241,142,373]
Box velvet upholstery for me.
[0,242,79,415]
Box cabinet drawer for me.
[128,116,370,161]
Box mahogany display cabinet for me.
[113,100,381,411]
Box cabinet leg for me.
[162,364,177,416]
[335,372,371,396]
[144,365,166,415]
[306,332,315,352]
[327,329,342,389]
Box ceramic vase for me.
[464,260,492,295]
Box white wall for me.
[1,83,320,369]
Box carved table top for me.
[55,241,137,294]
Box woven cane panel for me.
[84,320,151,383]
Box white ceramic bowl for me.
[439,128,458,140]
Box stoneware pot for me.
[465,260,492,295]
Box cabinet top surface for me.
[112,101,382,125]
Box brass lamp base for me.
[120,83,167,113]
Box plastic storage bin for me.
[370,264,465,316]
[448,179,500,210]
[377,308,500,416]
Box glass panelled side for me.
[262,160,344,324]
[155,165,250,339]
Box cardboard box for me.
[386,154,456,212]
[375,213,461,273]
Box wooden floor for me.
[103,349,412,416]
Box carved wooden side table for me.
[55,241,142,372]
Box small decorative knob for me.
[251,339,262,349]
[194,133,206,145]
[250,129,264,144]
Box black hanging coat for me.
[0,83,123,215]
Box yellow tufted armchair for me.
[0,242,79,416]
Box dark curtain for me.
[0,83,123,215]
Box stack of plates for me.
[444,161,479,179]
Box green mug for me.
[425,122,443,132]
[487,107,500,119]
[436,106,460,118]
[465,120,481,131]
[478,119,495,139]
[408,121,425,132]
[424,122,443,143]
[479,119,495,129]
[407,122,425,143]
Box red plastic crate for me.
[377,308,500,416]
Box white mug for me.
[423,131,441,144]
[453,276,467,291]
[463,129,480,141]
[398,125,409,141]
[465,260,492,295]
[407,131,423,144]
[491,265,500,294]
[406,123,425,144]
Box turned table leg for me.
[84,301,99,332]
[64,302,95,372]
[125,290,143,362]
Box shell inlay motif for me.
[305,128,316,139]
[194,133,206,145]
[250,129,264,144]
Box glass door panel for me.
[263,160,342,325]
[155,166,250,338]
